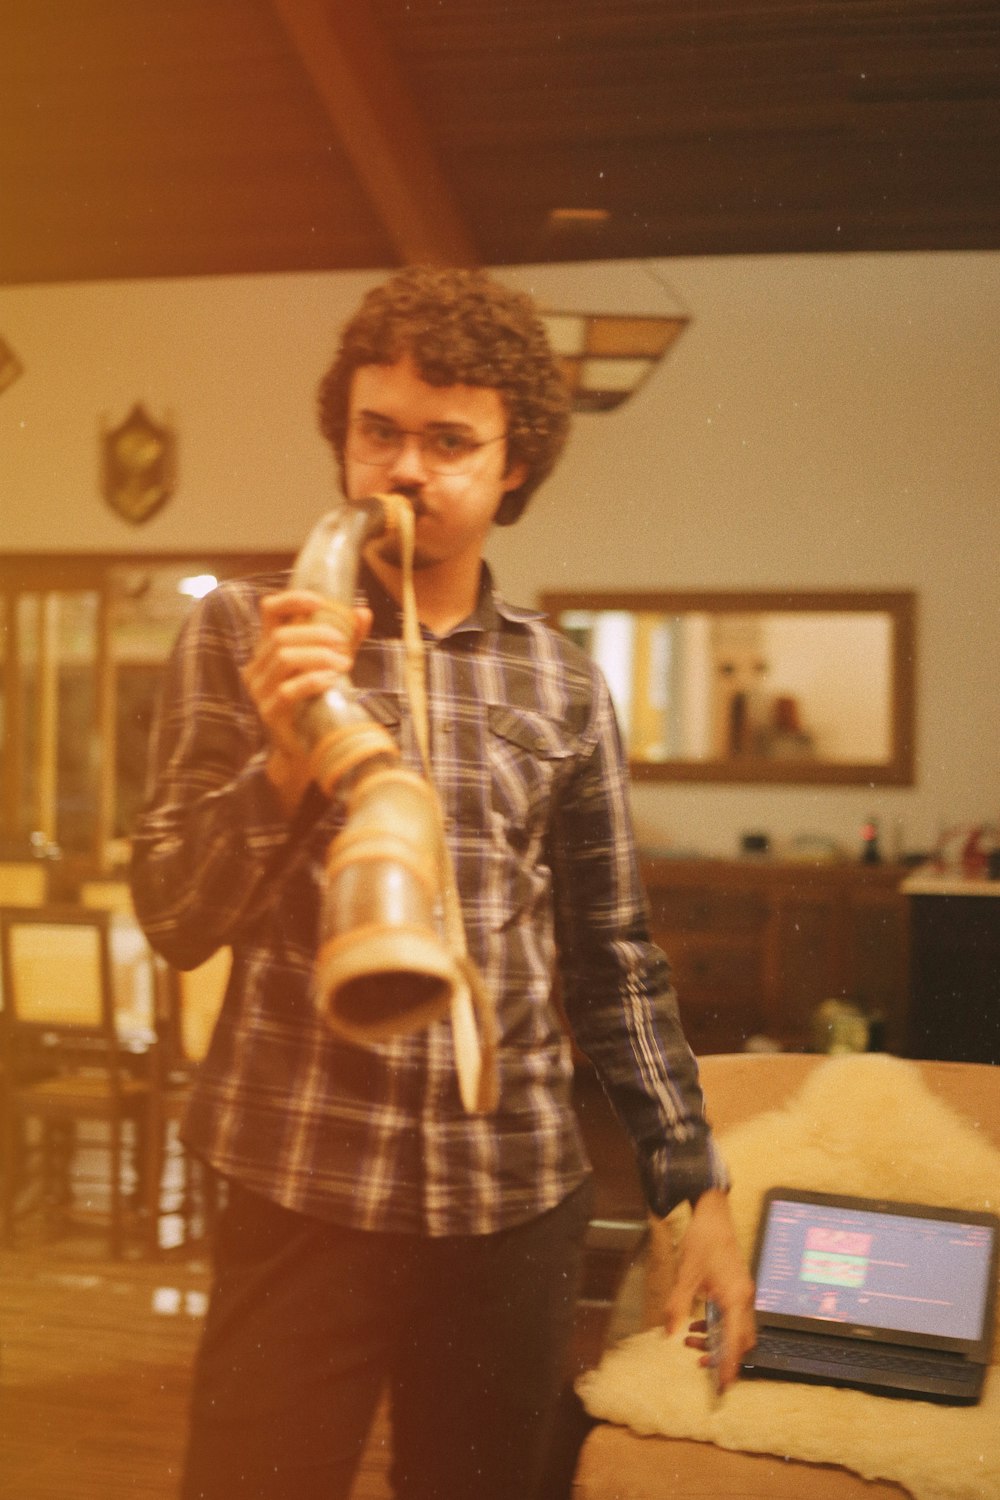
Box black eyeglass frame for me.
[348,415,508,475]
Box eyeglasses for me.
[348,414,507,476]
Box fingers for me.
[662,1260,701,1337]
[244,660,340,724]
[662,1286,689,1338]
[258,589,341,627]
[259,591,371,641]
[682,1296,756,1392]
[715,1302,758,1391]
[253,592,366,685]
[662,1190,757,1392]
[258,594,357,661]
[243,589,371,756]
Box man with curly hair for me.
[132,265,754,1500]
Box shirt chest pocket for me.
[353,689,405,753]
[486,704,584,834]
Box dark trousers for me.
[181,1177,593,1500]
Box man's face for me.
[345,353,525,574]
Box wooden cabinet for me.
[640,858,908,1055]
[905,888,1000,1064]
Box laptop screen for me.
[753,1189,998,1347]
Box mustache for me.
[382,485,426,517]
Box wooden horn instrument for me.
[290,495,461,1044]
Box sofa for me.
[573,1052,1000,1500]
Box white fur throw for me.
[577,1054,1000,1500]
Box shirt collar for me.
[360,560,544,640]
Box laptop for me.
[741,1186,998,1404]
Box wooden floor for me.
[0,1253,407,1500]
[0,1073,640,1500]
[1,1238,213,1500]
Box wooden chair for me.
[139,948,232,1250]
[0,904,164,1258]
[0,862,48,905]
[61,883,226,1246]
[78,878,135,915]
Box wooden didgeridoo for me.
[290,496,462,1044]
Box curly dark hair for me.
[317,266,571,525]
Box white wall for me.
[2,252,998,858]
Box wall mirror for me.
[539,590,916,785]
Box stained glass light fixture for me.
[542,312,689,412]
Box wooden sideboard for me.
[639,857,908,1055]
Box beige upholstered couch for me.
[573,1053,1000,1500]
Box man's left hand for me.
[663,1188,757,1392]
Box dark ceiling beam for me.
[268,0,478,268]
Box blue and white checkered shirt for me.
[131,563,727,1236]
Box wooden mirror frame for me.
[539,589,916,786]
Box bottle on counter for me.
[860,817,882,864]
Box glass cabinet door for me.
[1,551,289,871]
[1,584,105,857]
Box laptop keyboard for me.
[754,1331,979,1386]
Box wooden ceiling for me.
[2,0,999,287]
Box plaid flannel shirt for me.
[131,562,727,1236]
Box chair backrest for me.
[78,879,135,916]
[0,905,117,1046]
[0,862,48,905]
